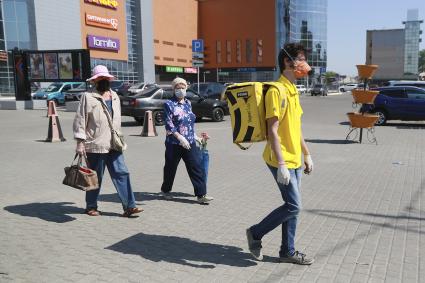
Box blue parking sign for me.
[192,39,204,52]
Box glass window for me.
[226,40,231,63]
[3,1,16,21]
[246,39,253,63]
[15,1,29,23]
[236,40,241,63]
[4,21,18,42]
[62,85,71,91]
[381,89,407,98]
[216,40,221,64]
[257,39,263,63]
[406,88,425,99]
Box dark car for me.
[310,84,328,96]
[111,81,132,96]
[188,82,226,100]
[361,86,425,125]
[121,85,229,125]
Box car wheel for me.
[153,110,165,126]
[340,88,345,92]
[134,117,143,124]
[373,110,387,126]
[212,107,224,122]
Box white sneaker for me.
[197,195,214,204]
[160,192,173,200]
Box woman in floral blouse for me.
[160,77,214,204]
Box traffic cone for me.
[140,110,158,137]
[46,101,66,142]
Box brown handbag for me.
[63,154,99,191]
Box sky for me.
[327,0,425,76]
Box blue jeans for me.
[161,142,207,196]
[250,165,302,257]
[86,151,137,211]
[200,149,209,184]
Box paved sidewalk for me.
[0,94,423,282]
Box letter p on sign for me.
[192,39,204,53]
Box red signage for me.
[0,51,8,62]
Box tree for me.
[323,71,338,84]
[419,49,425,73]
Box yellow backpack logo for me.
[225,82,287,150]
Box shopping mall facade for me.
[0,0,327,94]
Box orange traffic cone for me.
[46,101,66,142]
[141,110,158,137]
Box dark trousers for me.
[161,142,207,197]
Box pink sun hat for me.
[86,65,115,82]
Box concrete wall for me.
[140,0,156,83]
[366,29,405,80]
[33,0,82,50]
[152,0,198,68]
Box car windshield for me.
[315,84,323,88]
[187,89,203,98]
[45,83,63,92]
[129,83,144,89]
[189,84,208,93]
[73,84,87,91]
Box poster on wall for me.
[58,53,73,79]
[43,53,59,80]
[29,53,44,80]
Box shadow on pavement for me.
[4,202,122,223]
[99,191,200,204]
[305,139,357,144]
[4,202,81,223]
[106,232,260,268]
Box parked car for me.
[120,85,229,125]
[110,81,132,96]
[296,84,307,94]
[188,82,226,100]
[64,83,90,101]
[126,82,157,96]
[361,86,425,125]
[310,84,328,96]
[32,82,84,105]
[31,87,46,98]
[339,83,358,92]
[384,80,425,90]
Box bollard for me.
[46,100,66,142]
[140,110,158,137]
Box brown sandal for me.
[85,209,100,216]
[122,207,144,217]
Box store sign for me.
[166,66,183,73]
[84,0,118,9]
[184,67,197,74]
[87,35,120,52]
[86,13,118,30]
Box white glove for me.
[177,135,191,150]
[76,141,86,156]
[277,164,291,186]
[304,154,313,174]
[195,135,203,144]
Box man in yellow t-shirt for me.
[246,43,315,265]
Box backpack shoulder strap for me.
[263,82,288,118]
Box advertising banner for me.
[58,53,73,79]
[85,13,118,30]
[29,53,44,80]
[87,35,120,52]
[43,53,59,80]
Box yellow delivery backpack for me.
[224,82,287,150]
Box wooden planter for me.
[347,112,379,128]
[352,89,379,104]
[356,64,378,79]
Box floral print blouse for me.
[164,97,196,145]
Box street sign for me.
[192,39,204,52]
[192,52,204,60]
[192,60,204,68]
[320,67,326,74]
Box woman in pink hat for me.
[73,65,143,217]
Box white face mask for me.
[175,89,186,98]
